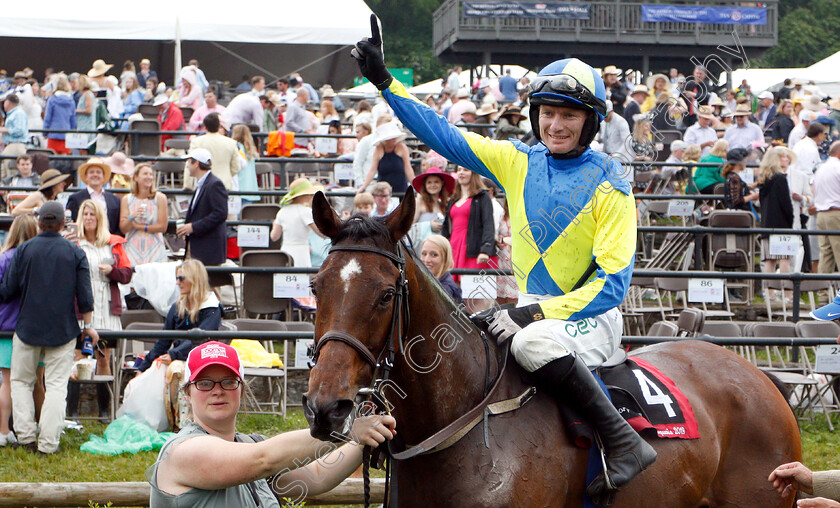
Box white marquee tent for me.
[723,51,840,98]
[0,0,374,90]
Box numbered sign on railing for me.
[315,137,338,154]
[740,168,755,185]
[273,273,310,298]
[237,225,269,248]
[228,195,242,216]
[815,345,840,374]
[334,163,354,181]
[461,274,497,299]
[769,234,798,256]
[688,278,724,303]
[295,338,314,368]
[65,133,89,149]
[667,199,694,217]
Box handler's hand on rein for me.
[471,303,544,344]
[351,414,397,448]
[796,499,840,508]
[351,14,393,90]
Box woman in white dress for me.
[69,199,133,419]
[270,178,326,267]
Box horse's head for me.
[303,188,415,441]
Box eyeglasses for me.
[190,378,241,391]
[175,275,186,282]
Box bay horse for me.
[304,189,801,507]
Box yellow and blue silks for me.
[382,80,637,321]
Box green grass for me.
[2,409,839,506]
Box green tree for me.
[755,0,840,68]
[364,0,447,85]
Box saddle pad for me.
[598,356,700,439]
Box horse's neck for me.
[389,255,501,444]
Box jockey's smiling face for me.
[538,105,587,154]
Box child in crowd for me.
[354,192,375,216]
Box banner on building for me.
[463,2,590,19]
[641,5,766,25]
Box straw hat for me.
[697,105,715,119]
[630,84,649,96]
[475,103,497,117]
[87,59,113,78]
[78,157,112,184]
[732,104,752,116]
[500,105,524,121]
[645,73,669,90]
[152,94,169,107]
[602,65,620,76]
[374,122,407,145]
[709,96,725,107]
[804,95,826,112]
[412,167,455,194]
[828,97,840,110]
[321,86,336,99]
[103,152,135,177]
[38,169,70,191]
[280,178,320,206]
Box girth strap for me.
[315,330,378,369]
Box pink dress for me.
[449,198,498,283]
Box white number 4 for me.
[632,370,676,418]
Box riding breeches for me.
[510,307,623,372]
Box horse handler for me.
[352,16,655,504]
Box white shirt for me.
[352,134,376,186]
[786,168,813,229]
[793,137,821,177]
[683,124,718,156]
[724,121,764,150]
[598,114,634,181]
[190,171,209,212]
[788,123,807,150]
[222,93,263,127]
[813,157,840,212]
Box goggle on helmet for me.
[528,73,607,121]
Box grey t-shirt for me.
[147,421,280,508]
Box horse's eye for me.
[309,281,317,297]
[380,290,394,305]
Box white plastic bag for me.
[117,359,169,432]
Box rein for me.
[311,240,535,506]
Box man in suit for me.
[66,157,122,236]
[758,91,777,133]
[187,113,240,190]
[622,84,648,132]
[177,148,228,266]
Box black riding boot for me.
[96,384,111,421]
[534,355,657,506]
[66,382,79,418]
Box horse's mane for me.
[334,213,394,250]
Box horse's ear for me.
[385,187,416,242]
[311,191,342,241]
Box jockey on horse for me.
[352,16,657,503]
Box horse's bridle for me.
[310,242,410,400]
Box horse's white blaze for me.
[340,259,362,292]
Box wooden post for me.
[0,478,385,507]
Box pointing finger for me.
[369,14,381,46]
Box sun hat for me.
[732,104,752,116]
[461,102,477,115]
[37,169,70,191]
[78,157,112,184]
[500,106,524,120]
[709,96,725,107]
[456,88,470,99]
[184,341,244,384]
[152,94,169,107]
[645,73,669,90]
[804,95,826,112]
[13,71,26,80]
[602,65,620,76]
[725,148,750,164]
[697,105,715,119]
[631,84,649,96]
[321,87,336,99]
[792,78,804,86]
[140,58,151,65]
[828,97,840,110]
[183,148,212,166]
[811,289,840,321]
[475,103,498,117]
[412,167,456,194]
[37,201,66,225]
[87,59,113,78]
[758,91,774,101]
[280,178,320,206]
[374,122,407,146]
[720,108,733,118]
[103,152,135,177]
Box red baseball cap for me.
[184,341,244,382]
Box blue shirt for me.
[499,75,518,101]
[2,106,28,144]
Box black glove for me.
[351,14,393,90]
